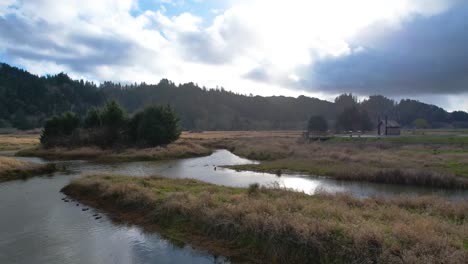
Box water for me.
[66,150,466,199]
[0,150,466,264]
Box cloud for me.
[0,0,467,111]
[303,1,468,96]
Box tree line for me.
[1,62,468,131]
[41,100,180,148]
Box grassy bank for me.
[209,136,468,188]
[17,140,212,162]
[228,160,468,189]
[0,133,39,150]
[62,174,467,263]
[328,135,468,145]
[0,156,56,182]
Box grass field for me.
[63,174,468,264]
[17,140,212,162]
[0,133,40,150]
[9,130,468,188]
[0,156,56,182]
[210,134,468,188]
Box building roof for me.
[379,120,400,128]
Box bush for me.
[40,112,80,146]
[84,107,102,128]
[128,105,181,146]
[101,100,128,146]
[101,100,127,130]
[40,102,181,148]
[336,107,373,132]
[307,115,328,133]
[248,182,260,195]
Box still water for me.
[0,150,466,264]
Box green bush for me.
[100,100,128,146]
[101,100,127,130]
[40,112,80,146]
[84,107,102,128]
[128,105,181,146]
[307,115,328,133]
[40,101,180,148]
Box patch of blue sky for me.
[133,0,227,24]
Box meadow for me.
[0,133,40,150]
[63,174,468,264]
[213,134,468,188]
[8,129,468,188]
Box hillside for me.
[1,62,467,130]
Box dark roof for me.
[379,120,400,128]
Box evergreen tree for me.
[307,115,328,133]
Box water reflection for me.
[64,150,467,199]
[0,149,466,264]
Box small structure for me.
[378,116,400,136]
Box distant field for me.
[329,135,468,144]
[0,133,40,150]
[181,130,302,139]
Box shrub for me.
[248,182,260,195]
[307,115,328,133]
[40,112,80,146]
[84,107,102,128]
[40,101,181,148]
[101,100,128,146]
[101,100,128,130]
[128,105,181,146]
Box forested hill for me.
[0,63,103,129]
[1,62,468,130]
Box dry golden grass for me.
[18,140,212,161]
[63,174,468,264]
[0,133,40,150]
[181,130,302,140]
[0,156,56,182]
[215,136,468,188]
[0,156,31,171]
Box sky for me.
[1,0,468,111]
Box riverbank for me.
[0,156,56,182]
[17,140,212,162]
[62,174,468,264]
[210,136,468,189]
[0,133,39,150]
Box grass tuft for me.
[0,156,57,182]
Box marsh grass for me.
[0,156,56,182]
[62,174,468,264]
[215,136,468,188]
[17,140,212,161]
[0,134,39,150]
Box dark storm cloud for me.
[305,2,468,96]
[0,15,136,73]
